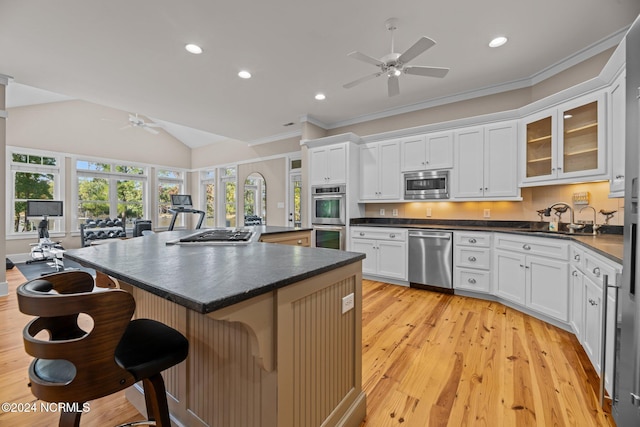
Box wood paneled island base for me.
[115,261,365,427]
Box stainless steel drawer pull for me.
[574,254,580,261]
[593,267,601,277]
[390,234,396,238]
[297,240,302,244]
[468,278,476,284]
[468,238,477,244]
[572,270,578,277]
[588,298,598,306]
[359,232,365,236]
[523,244,531,250]
[468,256,477,262]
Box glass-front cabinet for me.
[522,92,606,185]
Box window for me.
[9,150,63,235]
[220,167,237,227]
[200,170,216,228]
[76,160,146,229]
[289,156,302,227]
[157,169,185,228]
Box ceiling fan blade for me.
[404,66,450,78]
[347,51,384,67]
[398,37,436,64]
[343,72,383,89]
[143,126,159,135]
[388,75,400,97]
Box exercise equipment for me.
[167,194,205,231]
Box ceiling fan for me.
[343,18,450,97]
[122,113,161,134]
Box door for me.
[426,132,453,170]
[527,255,569,321]
[378,140,401,199]
[309,147,328,185]
[288,172,302,227]
[351,239,377,275]
[401,135,427,171]
[494,249,526,305]
[583,275,603,371]
[326,145,347,184]
[523,110,556,182]
[377,240,406,280]
[359,144,379,200]
[454,127,484,198]
[484,122,518,197]
[569,266,584,340]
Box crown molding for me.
[0,73,11,86]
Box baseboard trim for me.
[0,281,8,297]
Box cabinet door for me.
[426,132,453,169]
[527,255,569,321]
[378,140,401,199]
[401,135,427,171]
[583,275,602,371]
[326,144,347,184]
[494,249,526,305]
[604,285,616,396]
[569,267,584,340]
[609,72,626,196]
[558,93,606,180]
[522,110,557,182]
[377,240,407,280]
[309,148,328,185]
[484,122,518,197]
[454,127,484,198]
[359,144,379,200]
[350,239,377,275]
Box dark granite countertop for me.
[64,227,363,314]
[350,218,623,263]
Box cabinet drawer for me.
[350,227,406,241]
[259,231,310,247]
[494,234,569,260]
[583,252,621,287]
[455,247,490,270]
[455,232,491,248]
[455,269,491,293]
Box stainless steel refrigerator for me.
[615,13,640,426]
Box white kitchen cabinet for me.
[309,144,347,185]
[583,274,603,371]
[350,227,407,281]
[401,132,453,172]
[521,91,607,186]
[453,122,519,199]
[569,266,585,341]
[454,232,492,293]
[608,71,626,197]
[494,234,569,321]
[360,140,401,201]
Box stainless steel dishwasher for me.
[408,230,453,292]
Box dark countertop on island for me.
[350,218,624,263]
[64,227,363,314]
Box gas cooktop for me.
[167,229,256,246]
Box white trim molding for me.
[0,281,7,297]
[0,73,11,86]
[0,110,7,119]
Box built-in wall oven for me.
[311,185,346,225]
[311,184,346,250]
[404,170,449,200]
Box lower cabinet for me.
[569,265,584,341]
[493,234,569,322]
[350,227,407,281]
[453,231,492,293]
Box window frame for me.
[156,168,186,230]
[6,147,65,239]
[200,169,216,229]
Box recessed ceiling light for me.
[489,36,508,48]
[185,44,203,54]
[238,70,252,79]
[315,93,326,101]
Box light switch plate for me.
[392,209,398,216]
[484,209,491,218]
[426,208,432,217]
[379,208,385,216]
[342,293,355,314]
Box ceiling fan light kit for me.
[343,17,450,97]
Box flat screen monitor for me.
[26,200,64,218]
[170,194,193,210]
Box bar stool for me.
[16,270,189,427]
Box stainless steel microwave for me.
[404,170,449,200]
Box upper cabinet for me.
[453,121,519,200]
[608,71,626,197]
[359,140,402,201]
[521,92,607,186]
[309,144,347,186]
[401,132,453,172]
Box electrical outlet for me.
[342,293,355,314]
[379,208,385,216]
[484,209,491,218]
[426,208,432,217]
[392,209,398,216]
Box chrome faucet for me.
[544,202,583,233]
[579,205,599,235]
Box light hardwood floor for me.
[0,270,614,426]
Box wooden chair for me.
[16,270,189,427]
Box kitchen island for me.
[64,228,366,427]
